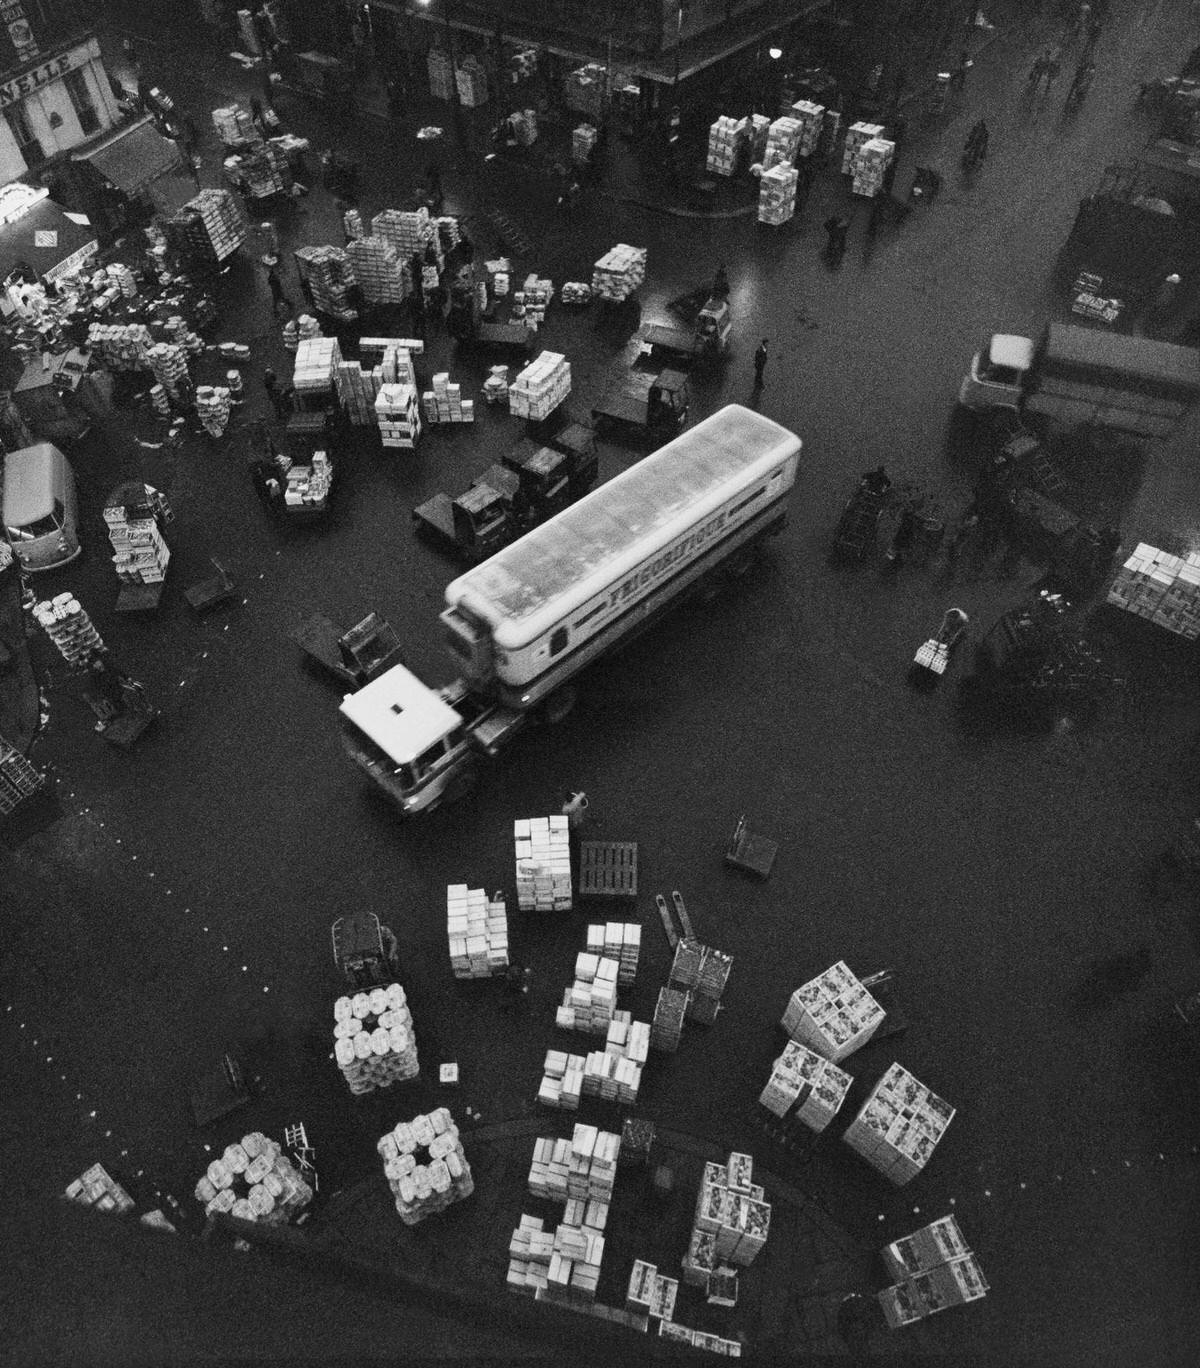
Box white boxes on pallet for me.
[193,1133,313,1224]
[423,372,475,425]
[65,1163,135,1215]
[557,955,619,1036]
[758,1039,851,1131]
[292,336,342,395]
[757,163,798,225]
[371,208,442,268]
[538,1014,649,1108]
[332,983,420,1094]
[586,923,641,986]
[379,1108,474,1224]
[851,137,895,197]
[375,382,421,449]
[528,1125,621,1205]
[1107,545,1200,639]
[763,116,802,168]
[592,244,646,301]
[690,1151,770,1268]
[883,1215,971,1280]
[447,885,509,978]
[514,815,572,911]
[509,352,571,421]
[706,115,744,175]
[790,100,825,156]
[346,236,410,305]
[107,513,170,587]
[781,960,884,1062]
[212,104,257,144]
[507,1209,606,1303]
[841,121,885,174]
[843,1063,954,1185]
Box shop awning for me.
[0,196,98,283]
[75,116,183,195]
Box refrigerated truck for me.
[339,404,802,814]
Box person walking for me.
[262,365,287,418]
[964,118,989,169]
[425,162,444,213]
[265,264,291,317]
[753,339,769,388]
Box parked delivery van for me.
[2,443,81,571]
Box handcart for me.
[184,558,238,613]
[291,611,404,688]
[725,815,778,879]
[910,608,969,686]
[831,481,888,562]
[331,911,400,987]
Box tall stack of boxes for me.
[528,1124,621,1205]
[706,116,746,175]
[564,64,606,119]
[841,121,885,174]
[195,386,232,436]
[34,595,103,665]
[104,491,169,590]
[790,100,825,156]
[781,961,885,1062]
[851,137,895,196]
[1106,544,1200,639]
[626,1259,679,1324]
[193,1133,313,1225]
[509,352,571,421]
[585,924,641,986]
[507,1206,609,1305]
[843,1063,955,1185]
[514,815,572,911]
[758,164,799,225]
[345,236,411,305]
[423,373,475,424]
[878,1216,988,1328]
[650,986,690,1053]
[763,116,802,168]
[176,188,246,263]
[446,885,509,978]
[455,55,489,106]
[336,343,417,426]
[294,246,357,321]
[758,1039,852,1132]
[428,48,454,99]
[332,983,420,1094]
[145,342,189,396]
[234,141,290,198]
[572,123,598,165]
[513,275,552,330]
[292,336,342,403]
[372,208,443,270]
[537,1017,649,1109]
[212,104,257,144]
[668,940,733,1025]
[592,245,646,302]
[378,1109,474,1224]
[689,1152,771,1271]
[375,383,422,449]
[557,955,620,1035]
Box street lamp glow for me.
[768,46,783,60]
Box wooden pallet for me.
[654,894,679,950]
[578,841,638,898]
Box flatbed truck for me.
[591,367,689,445]
[340,404,802,813]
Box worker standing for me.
[753,339,769,388]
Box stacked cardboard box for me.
[625,1260,679,1323]
[514,815,572,910]
[292,336,342,398]
[851,137,895,196]
[763,116,802,168]
[455,55,489,106]
[512,109,538,146]
[592,244,646,302]
[746,112,771,162]
[375,382,422,449]
[878,1221,988,1328]
[297,314,322,340]
[758,1039,851,1131]
[212,104,257,145]
[1107,543,1200,638]
[682,1227,718,1287]
[706,116,746,175]
[527,1126,621,1205]
[86,321,152,370]
[436,216,462,254]
[556,954,620,1035]
[539,1014,650,1108]
[283,453,331,510]
[378,1108,474,1224]
[573,123,598,165]
[513,274,553,329]
[841,121,885,174]
[345,235,410,305]
[332,983,420,1094]
[482,364,510,403]
[561,281,592,305]
[145,341,189,396]
[106,262,138,298]
[507,1204,610,1302]
[822,109,842,156]
[104,493,169,587]
[650,986,690,1053]
[294,246,357,321]
[423,372,475,424]
[372,208,443,268]
[182,188,247,261]
[343,207,364,241]
[235,140,289,198]
[790,100,825,157]
[509,352,571,421]
[64,1163,135,1214]
[668,940,732,1024]
[758,163,798,225]
[843,1063,955,1185]
[237,7,261,56]
[193,1133,313,1225]
[692,1153,771,1267]
[335,361,380,425]
[195,386,232,436]
[781,960,884,1062]
[447,885,509,978]
[585,923,641,986]
[428,48,454,100]
[0,737,45,818]
[658,1322,743,1355]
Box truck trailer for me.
[339,404,802,813]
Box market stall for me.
[0,184,99,295]
[73,116,186,215]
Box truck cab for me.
[958,334,1034,412]
[451,471,521,558]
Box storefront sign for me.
[44,237,98,282]
[1,1,39,65]
[0,50,74,110]
[0,179,47,224]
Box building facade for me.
[0,2,121,183]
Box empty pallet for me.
[578,842,638,898]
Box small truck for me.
[639,296,732,366]
[412,423,598,562]
[591,367,690,445]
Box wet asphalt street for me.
[6,3,1200,1364]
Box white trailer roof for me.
[445,405,800,649]
[339,663,462,764]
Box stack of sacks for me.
[163,314,204,355]
[64,1164,134,1214]
[514,815,572,911]
[346,235,410,305]
[378,1108,473,1224]
[294,246,357,321]
[692,1153,771,1267]
[332,983,420,1094]
[591,244,646,302]
[556,954,619,1035]
[585,923,641,986]
[650,986,689,1053]
[446,885,509,978]
[423,372,474,424]
[509,351,571,421]
[758,1039,852,1132]
[194,1133,313,1225]
[195,385,232,436]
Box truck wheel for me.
[541,686,577,725]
